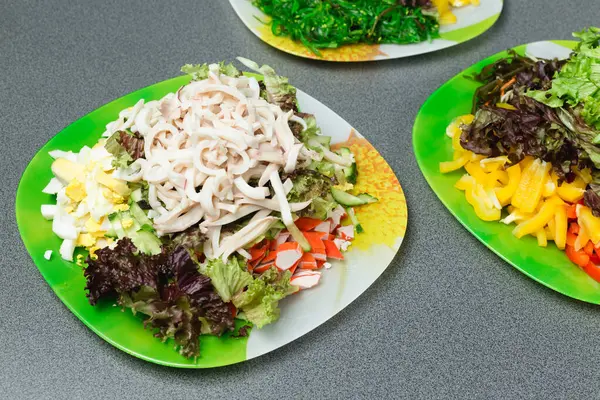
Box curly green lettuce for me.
[236,57,298,111]
[287,169,337,220]
[202,257,298,328]
[204,257,253,303]
[527,27,600,129]
[181,61,241,81]
[232,268,298,328]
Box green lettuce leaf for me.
[299,114,320,143]
[310,196,338,220]
[181,63,209,80]
[287,169,337,219]
[526,27,600,129]
[582,95,600,130]
[237,57,297,111]
[105,131,133,169]
[181,61,241,81]
[205,257,253,303]
[232,268,297,328]
[219,61,241,78]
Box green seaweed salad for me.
[252,0,440,55]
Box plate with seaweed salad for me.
[230,0,503,62]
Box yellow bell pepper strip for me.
[470,153,486,162]
[545,226,555,241]
[486,188,502,210]
[576,205,600,245]
[486,170,509,188]
[512,196,564,239]
[499,209,534,225]
[461,176,501,221]
[464,162,488,185]
[518,156,534,171]
[452,129,463,152]
[452,149,464,160]
[536,229,548,247]
[454,174,472,191]
[574,168,593,184]
[446,119,460,138]
[574,225,590,252]
[572,176,588,189]
[511,159,551,213]
[556,179,586,203]
[457,114,475,126]
[496,102,517,110]
[446,114,474,149]
[546,218,556,241]
[495,164,521,206]
[554,205,568,250]
[439,152,470,173]
[543,176,556,198]
[480,156,509,173]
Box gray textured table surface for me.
[2,1,600,398]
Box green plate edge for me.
[439,12,501,43]
[413,40,600,305]
[15,75,251,368]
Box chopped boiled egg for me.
[51,158,85,183]
[43,146,131,261]
[59,239,76,261]
[85,217,103,233]
[104,189,126,204]
[76,254,85,266]
[65,180,87,202]
[121,219,134,229]
[76,233,96,248]
[113,203,129,212]
[96,170,130,196]
[41,204,57,220]
[44,250,53,260]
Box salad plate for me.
[16,64,407,368]
[413,39,600,304]
[229,0,503,62]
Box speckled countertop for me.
[2,1,600,398]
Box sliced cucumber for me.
[131,230,162,255]
[331,188,367,206]
[338,147,352,157]
[105,227,118,239]
[130,188,143,202]
[338,147,357,184]
[357,193,378,204]
[108,212,127,238]
[108,211,139,237]
[129,201,153,228]
[344,164,357,184]
[346,207,364,234]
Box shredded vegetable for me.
[252,0,440,55]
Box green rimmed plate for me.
[413,40,600,304]
[16,74,408,367]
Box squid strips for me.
[102,61,345,257]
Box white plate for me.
[17,72,408,367]
[229,0,504,62]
